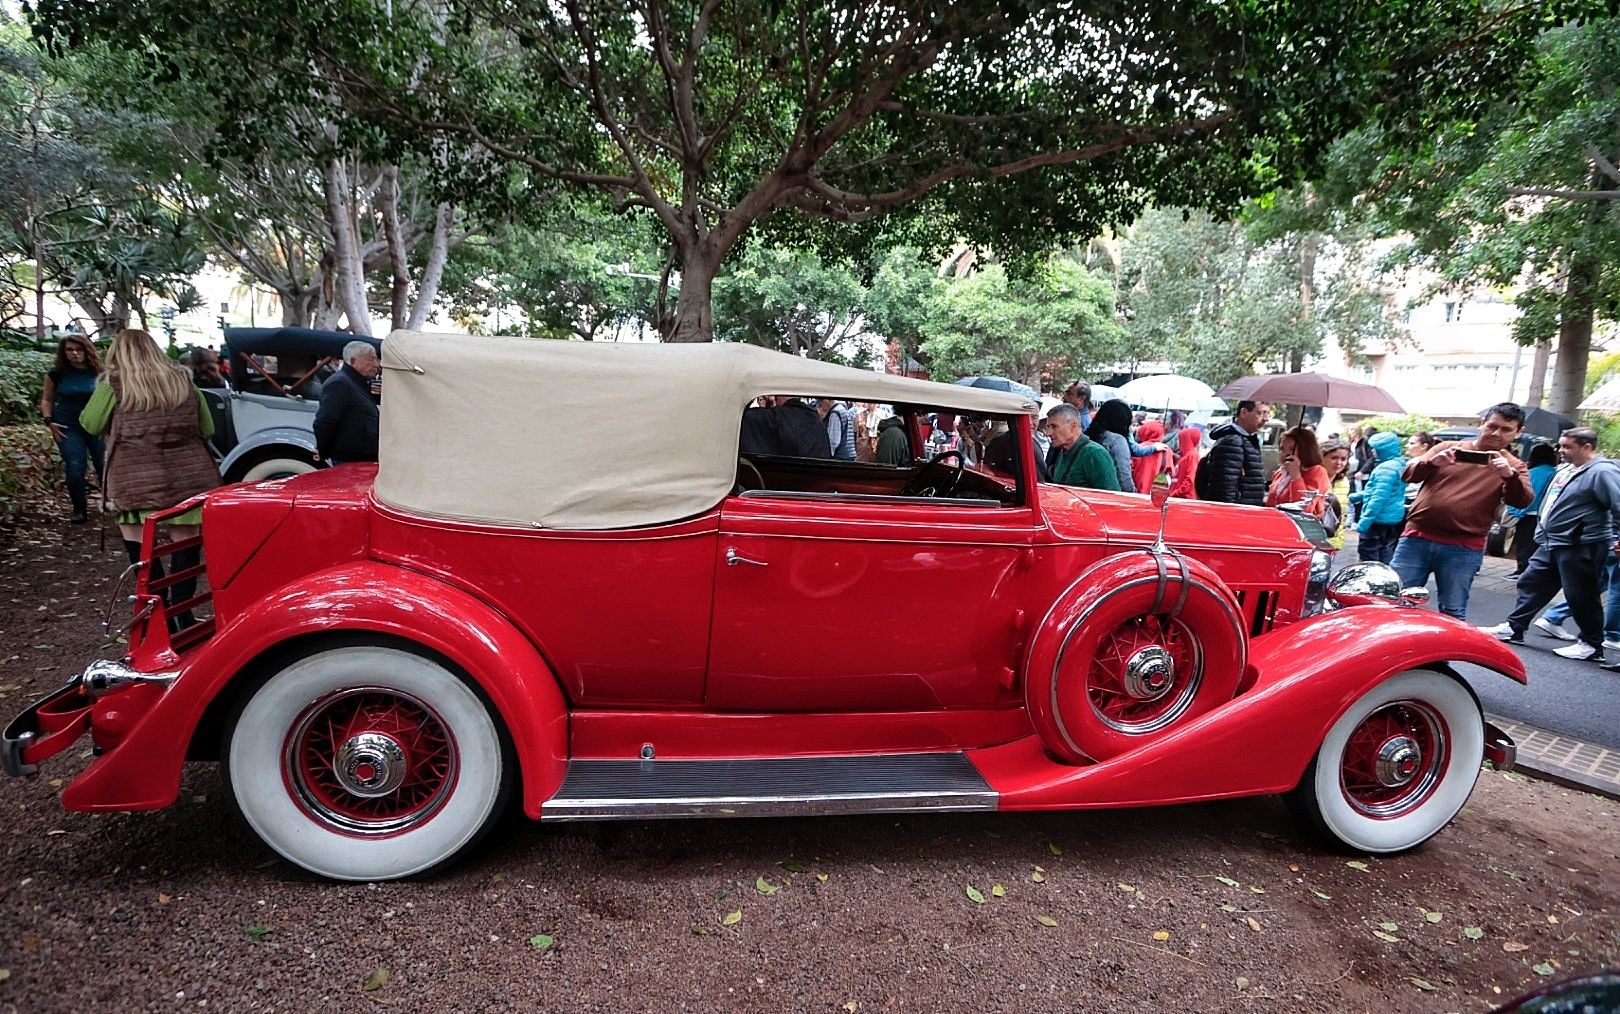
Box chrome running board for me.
[541,753,997,820]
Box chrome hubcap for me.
[1122,646,1174,701]
[1375,737,1422,789]
[334,733,408,798]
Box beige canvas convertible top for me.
[374,330,1037,531]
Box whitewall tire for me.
[1288,669,1484,854]
[239,456,319,483]
[224,645,511,881]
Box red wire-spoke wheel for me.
[1086,616,1204,735]
[226,645,513,881]
[1025,552,1247,763]
[1337,700,1448,819]
[284,687,458,836]
[1288,670,1484,854]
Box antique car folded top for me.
[3,331,1525,882]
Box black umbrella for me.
[1478,405,1573,440]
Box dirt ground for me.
[1,504,1617,1013]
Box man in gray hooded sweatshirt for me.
[1483,427,1620,661]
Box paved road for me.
[1457,583,1620,749]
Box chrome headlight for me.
[1303,549,1333,616]
[1326,563,1430,609]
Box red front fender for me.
[62,562,569,817]
[977,606,1525,809]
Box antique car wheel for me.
[1026,553,1247,763]
[1287,669,1484,854]
[238,455,319,483]
[223,645,513,881]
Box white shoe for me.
[1604,639,1620,652]
[1479,622,1522,643]
[1553,641,1600,661]
[1533,617,1576,641]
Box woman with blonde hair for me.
[39,332,106,523]
[80,329,219,627]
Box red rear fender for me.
[63,562,568,817]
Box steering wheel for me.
[900,449,966,497]
[734,457,766,494]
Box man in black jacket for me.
[314,340,381,463]
[1200,400,1270,506]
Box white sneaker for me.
[1604,639,1620,652]
[1533,617,1577,641]
[1479,622,1522,643]
[1553,641,1600,661]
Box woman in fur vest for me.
[80,329,219,628]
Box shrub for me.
[0,346,54,424]
[0,423,60,524]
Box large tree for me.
[1321,19,1620,416]
[32,0,1594,342]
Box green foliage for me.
[1116,207,1396,389]
[30,0,1595,339]
[0,344,51,422]
[0,423,58,523]
[440,201,664,341]
[1358,413,1446,438]
[1326,19,1620,413]
[713,246,877,366]
[920,256,1124,390]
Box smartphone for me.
[1454,449,1492,464]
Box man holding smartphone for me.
[1483,427,1620,661]
[1390,403,1534,620]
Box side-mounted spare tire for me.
[1025,551,1248,763]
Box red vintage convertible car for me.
[4,332,1524,881]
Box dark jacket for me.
[1203,421,1265,506]
[313,363,380,463]
[1537,459,1620,547]
[875,415,911,465]
[740,400,833,458]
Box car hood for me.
[1038,485,1310,552]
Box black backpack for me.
[1194,451,1216,500]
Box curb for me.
[1487,714,1620,802]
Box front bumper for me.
[1484,721,1516,771]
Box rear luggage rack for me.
[119,495,216,657]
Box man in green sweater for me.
[1046,404,1120,490]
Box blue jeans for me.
[1391,535,1486,620]
[1543,556,1620,640]
[55,425,105,515]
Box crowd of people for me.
[37,338,1620,665]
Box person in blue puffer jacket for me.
[1351,430,1408,564]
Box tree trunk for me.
[405,203,454,331]
[1526,337,1551,408]
[379,166,411,331]
[1549,256,1598,417]
[323,157,372,336]
[667,251,716,342]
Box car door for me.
[705,492,1038,712]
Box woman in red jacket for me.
[1168,426,1204,498]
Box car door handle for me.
[725,547,769,568]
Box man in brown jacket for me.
[1391,402,1534,620]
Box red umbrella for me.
[1215,372,1403,413]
